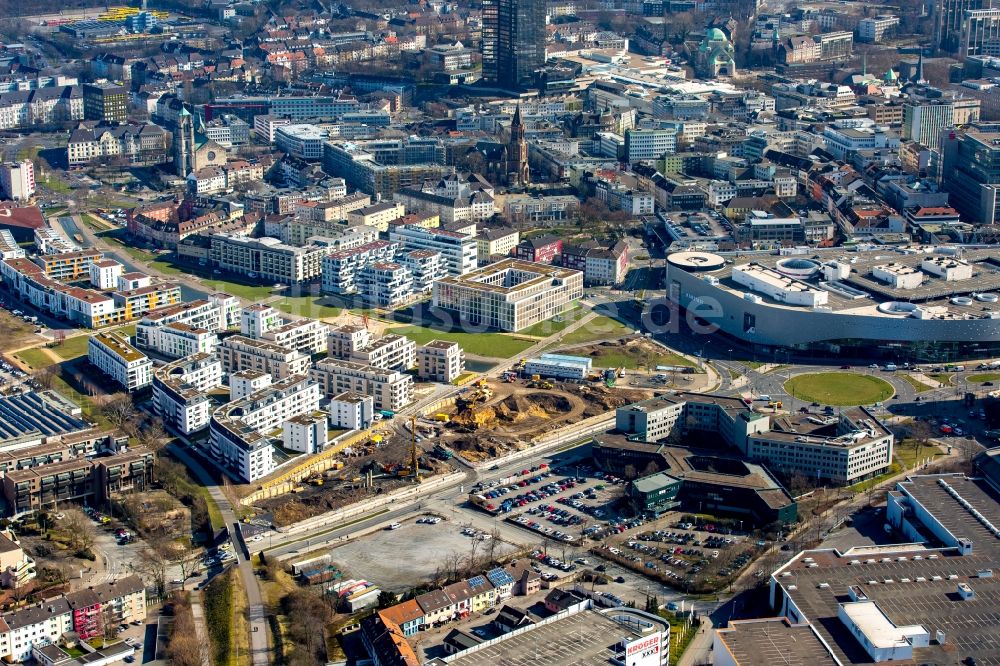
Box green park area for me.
[784,372,894,406]
[551,315,632,346]
[518,305,586,337]
[967,373,1000,384]
[392,324,535,358]
[271,296,342,320]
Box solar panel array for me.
[485,568,513,587]
[0,392,89,441]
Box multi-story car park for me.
[666,249,1000,360]
[152,353,224,435]
[87,332,152,392]
[209,375,321,482]
[310,358,413,411]
[417,340,465,383]
[219,335,311,379]
[209,233,327,283]
[432,259,584,332]
[347,333,416,372]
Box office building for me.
[944,126,1000,224]
[417,341,465,383]
[857,15,900,43]
[219,335,311,379]
[152,353,223,435]
[389,224,477,276]
[937,0,990,52]
[322,140,453,199]
[329,391,375,430]
[481,0,546,89]
[87,332,152,392]
[310,358,413,411]
[210,375,321,482]
[82,82,127,123]
[962,8,1000,56]
[432,259,583,332]
[209,233,327,283]
[903,100,957,148]
[275,124,327,160]
[0,161,35,201]
[524,353,592,380]
[624,128,678,162]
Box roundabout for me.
[783,372,895,406]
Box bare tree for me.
[134,417,168,453]
[33,365,58,390]
[101,393,136,431]
[62,508,95,556]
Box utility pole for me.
[410,415,420,483]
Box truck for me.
[884,363,898,371]
[379,410,395,419]
[433,413,450,423]
[433,444,454,460]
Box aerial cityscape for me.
[0,0,998,664]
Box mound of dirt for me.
[494,393,572,422]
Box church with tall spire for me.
[506,105,529,188]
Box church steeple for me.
[506,104,529,188]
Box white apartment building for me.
[89,259,123,290]
[210,375,321,482]
[135,293,239,349]
[141,322,219,359]
[240,304,283,338]
[321,239,400,294]
[88,332,152,392]
[262,318,329,355]
[152,353,223,435]
[399,249,446,293]
[209,234,327,284]
[432,259,584,332]
[230,369,272,400]
[283,413,329,454]
[0,160,35,201]
[417,340,465,382]
[327,324,373,360]
[358,261,413,307]
[329,391,375,429]
[34,227,78,255]
[310,358,413,411]
[0,230,25,260]
[388,224,477,276]
[219,335,311,379]
[349,333,417,372]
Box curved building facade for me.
[666,249,1000,360]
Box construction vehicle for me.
[433,444,454,460]
[767,400,783,410]
[501,371,518,382]
[473,378,489,389]
[308,476,324,487]
[604,368,617,388]
[433,413,451,423]
[379,410,395,419]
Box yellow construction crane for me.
[410,415,421,483]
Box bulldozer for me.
[528,375,554,389]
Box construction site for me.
[422,377,654,463]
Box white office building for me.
[275,124,328,160]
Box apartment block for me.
[36,249,103,281]
[349,333,416,372]
[283,413,329,454]
[209,233,327,283]
[210,375,321,482]
[240,304,283,338]
[329,391,375,429]
[321,239,400,294]
[310,358,413,411]
[327,324,373,360]
[230,369,272,400]
[88,332,152,392]
[417,340,465,383]
[346,201,406,232]
[262,317,329,355]
[219,335,311,379]
[475,227,520,263]
[152,353,223,435]
[358,261,413,307]
[140,322,218,360]
[135,293,239,349]
[388,224,477,276]
[89,259,122,290]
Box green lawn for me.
[392,325,536,358]
[784,372,895,406]
[201,279,275,301]
[927,373,953,386]
[517,305,585,338]
[13,348,55,370]
[585,349,697,370]
[901,374,934,393]
[967,373,1000,384]
[552,316,632,346]
[271,296,342,320]
[894,438,944,470]
[848,463,902,494]
[39,174,73,194]
[50,335,91,360]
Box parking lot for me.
[319,516,519,593]
[471,465,634,545]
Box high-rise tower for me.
[936,0,989,53]
[481,0,545,90]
